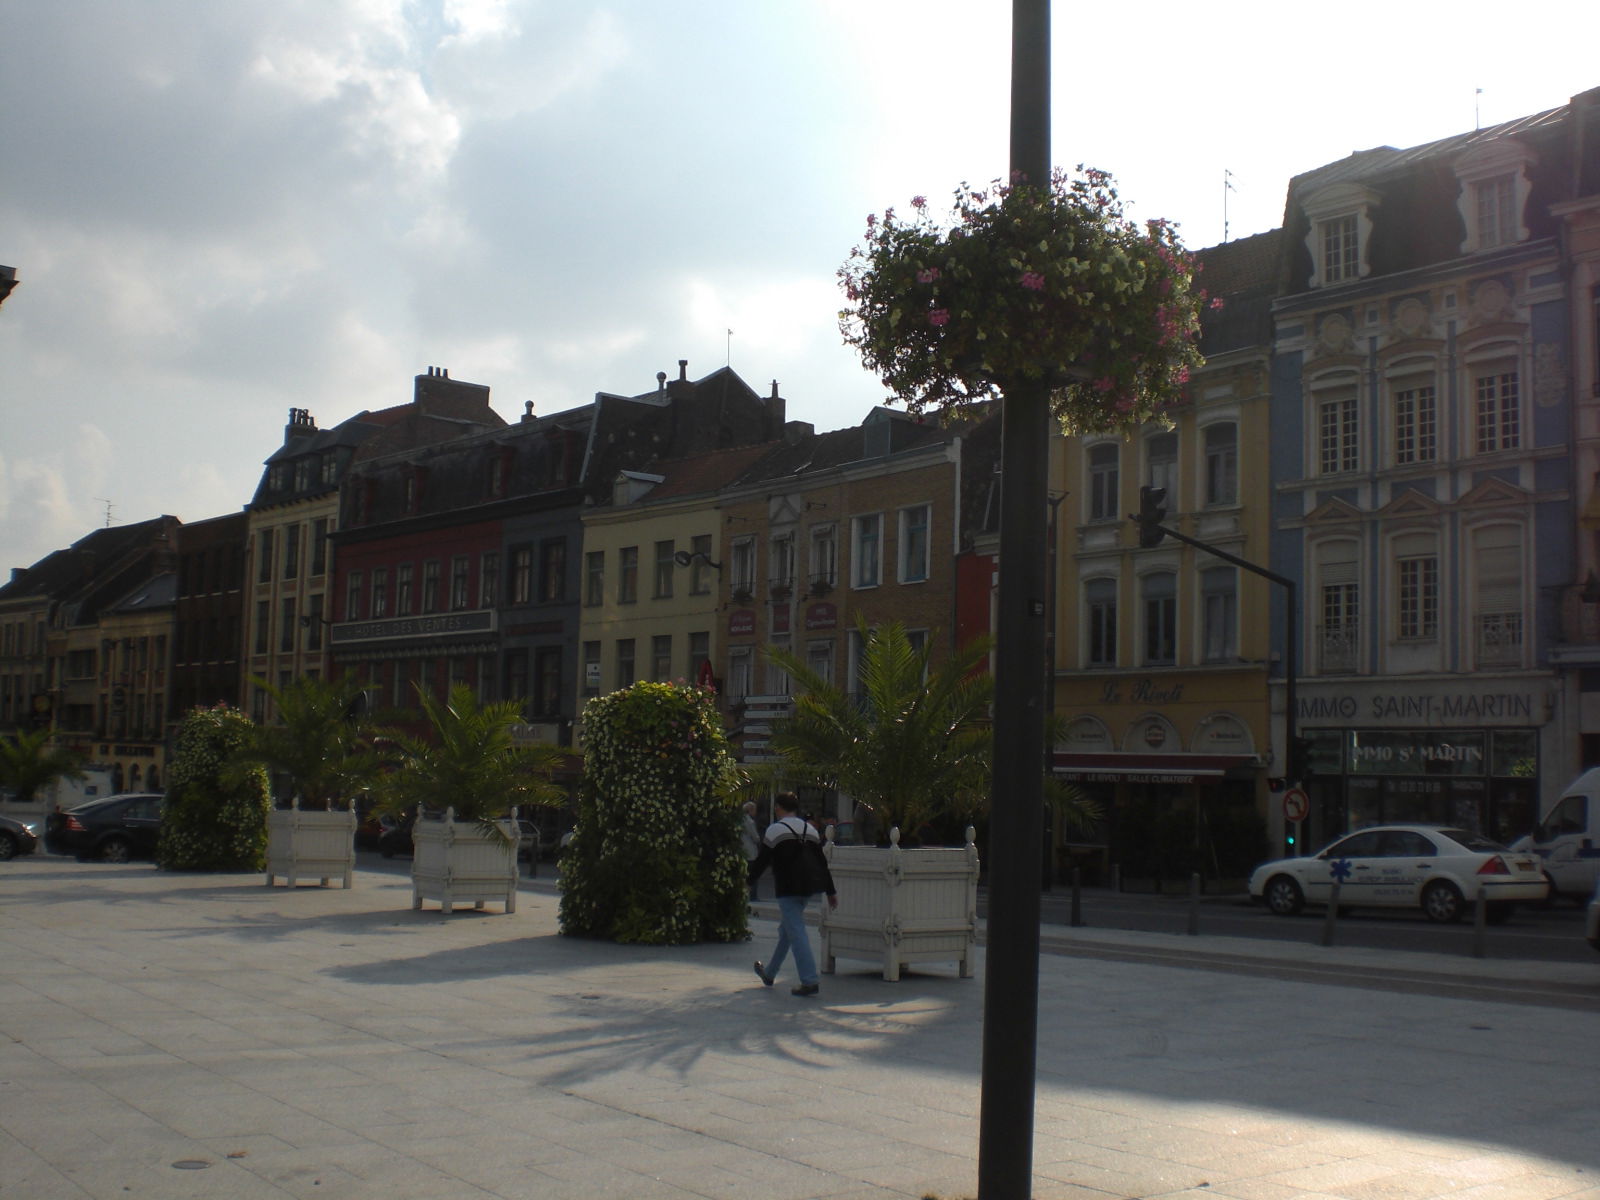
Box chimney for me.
[678,359,688,382]
[283,406,317,445]
[768,379,786,433]
[657,371,667,396]
[522,400,536,423]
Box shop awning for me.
[1050,752,1259,784]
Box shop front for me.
[1051,672,1271,888]
[1289,676,1558,856]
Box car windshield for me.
[1436,828,1508,853]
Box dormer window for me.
[1300,183,1379,289]
[1454,140,1534,255]
[1321,214,1359,283]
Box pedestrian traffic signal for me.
[1134,485,1168,548]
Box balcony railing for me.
[1477,612,1523,667]
[1317,623,1358,673]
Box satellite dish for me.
[673,550,693,567]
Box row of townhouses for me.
[3,89,1597,873]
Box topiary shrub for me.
[158,704,271,871]
[559,681,747,944]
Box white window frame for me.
[1087,443,1119,522]
[1084,577,1117,667]
[851,514,882,589]
[1454,143,1534,255]
[1317,385,1360,476]
[898,503,931,584]
[1396,554,1439,642]
[1146,431,1177,497]
[1140,571,1177,666]
[1203,423,1237,507]
[1473,367,1521,454]
[805,639,833,687]
[1301,183,1378,288]
[808,524,837,593]
[1200,566,1237,663]
[1392,379,1438,466]
[730,536,757,599]
[769,533,795,594]
[727,646,753,702]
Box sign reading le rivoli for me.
[1282,787,1309,823]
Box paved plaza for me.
[2,856,1598,1200]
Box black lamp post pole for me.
[977,2,1050,1197]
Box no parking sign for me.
[1282,787,1309,823]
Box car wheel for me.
[98,836,133,864]
[0,832,16,861]
[1263,875,1304,916]
[1422,879,1464,923]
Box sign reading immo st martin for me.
[1298,687,1540,724]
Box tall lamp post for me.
[977,2,1051,1197]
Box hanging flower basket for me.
[838,166,1210,429]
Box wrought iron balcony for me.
[1317,623,1358,673]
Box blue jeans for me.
[769,895,819,986]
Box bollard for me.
[1187,872,1200,936]
[1070,866,1084,928]
[1472,888,1488,958]
[1320,879,1341,947]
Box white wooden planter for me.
[820,826,979,982]
[265,802,357,888]
[410,808,518,914]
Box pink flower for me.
[865,213,876,229]
[1093,376,1115,393]
[916,267,940,284]
[1020,271,1045,291]
[911,195,927,209]
[929,308,950,327]
[1175,366,1191,384]
[1209,297,1225,310]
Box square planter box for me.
[820,827,979,982]
[265,803,357,888]
[411,809,519,914]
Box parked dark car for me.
[355,809,398,851]
[44,793,165,863]
[378,810,415,859]
[0,813,40,860]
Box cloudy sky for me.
[1,1,1593,574]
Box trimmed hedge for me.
[559,682,747,944]
[157,704,270,871]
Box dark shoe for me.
[753,961,773,987]
[791,983,820,997]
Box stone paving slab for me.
[2,856,1598,1200]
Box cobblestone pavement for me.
[3,857,1597,1200]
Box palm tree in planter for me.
[764,620,1100,981]
[375,684,568,914]
[0,728,87,809]
[234,673,382,889]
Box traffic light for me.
[1133,485,1168,548]
[1287,735,1315,785]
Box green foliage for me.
[763,619,994,841]
[374,684,566,838]
[158,705,271,871]
[0,728,86,805]
[839,167,1207,432]
[559,681,747,945]
[232,673,381,810]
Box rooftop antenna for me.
[92,498,114,528]
[1475,87,1483,131]
[726,327,733,367]
[1223,169,1237,243]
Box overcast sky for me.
[1,1,1593,574]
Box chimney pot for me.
[678,359,688,381]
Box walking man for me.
[748,792,837,997]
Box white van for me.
[1518,767,1600,902]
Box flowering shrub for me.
[158,704,271,871]
[838,167,1208,431]
[559,681,747,944]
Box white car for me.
[1586,881,1600,953]
[1249,825,1548,924]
